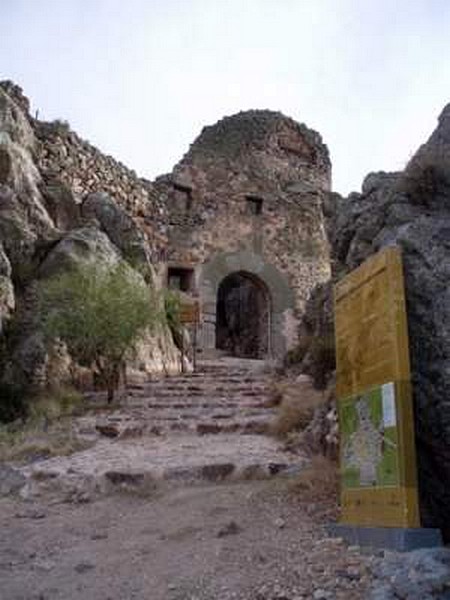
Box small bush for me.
[0,386,89,463]
[29,386,84,422]
[38,262,159,402]
[164,289,184,349]
[164,289,182,331]
[0,419,90,464]
[38,119,71,139]
[266,380,286,407]
[290,454,338,503]
[269,377,325,438]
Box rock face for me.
[0,243,14,332]
[81,192,152,272]
[297,103,450,540]
[0,82,182,393]
[155,110,331,358]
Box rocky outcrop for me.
[0,83,182,397]
[40,177,80,231]
[0,88,56,282]
[81,192,152,273]
[297,102,450,540]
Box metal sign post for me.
[179,301,200,373]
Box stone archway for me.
[216,271,270,359]
[198,250,295,358]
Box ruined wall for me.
[0,81,169,264]
[1,81,332,362]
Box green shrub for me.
[164,289,182,331]
[29,386,84,422]
[38,262,159,402]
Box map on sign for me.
[340,383,400,489]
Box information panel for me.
[334,247,420,528]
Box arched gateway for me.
[216,271,270,359]
[198,251,295,359]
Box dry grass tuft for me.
[269,376,326,438]
[0,420,91,464]
[29,386,85,421]
[290,454,338,503]
[0,386,91,464]
[266,380,288,408]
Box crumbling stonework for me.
[32,120,168,261]
[0,81,332,379]
[155,110,331,357]
[3,83,332,362]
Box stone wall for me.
[32,113,169,261]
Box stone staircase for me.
[20,358,305,499]
[123,359,275,436]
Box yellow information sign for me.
[179,301,200,324]
[334,247,420,528]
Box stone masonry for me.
[155,110,331,358]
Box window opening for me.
[173,183,193,212]
[167,267,195,292]
[246,195,263,216]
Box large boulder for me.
[298,102,450,539]
[81,192,152,271]
[40,177,80,231]
[0,88,56,282]
[37,226,121,279]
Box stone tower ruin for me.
[155,110,331,359]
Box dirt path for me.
[1,359,378,599]
[0,479,373,600]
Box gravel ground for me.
[0,479,374,600]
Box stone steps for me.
[22,435,304,499]
[99,359,276,437]
[19,358,302,500]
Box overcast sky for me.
[2,0,450,195]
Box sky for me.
[1,0,450,195]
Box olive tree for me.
[38,262,159,402]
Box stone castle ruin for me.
[2,80,450,541]
[0,80,331,371]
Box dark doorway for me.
[216,272,270,358]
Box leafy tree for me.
[38,263,158,402]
